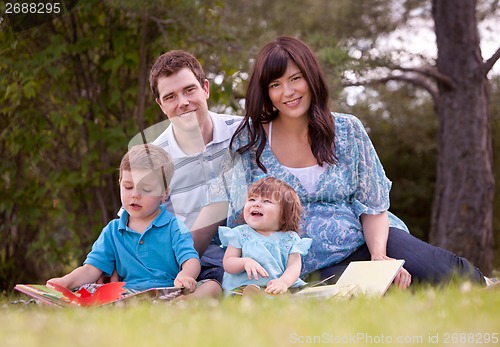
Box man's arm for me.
[190,201,229,256]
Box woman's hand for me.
[393,266,412,289]
[371,254,412,289]
[361,213,411,289]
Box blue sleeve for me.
[218,226,242,249]
[170,219,200,269]
[289,233,312,256]
[204,150,233,206]
[347,115,392,217]
[83,220,117,276]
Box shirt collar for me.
[118,205,174,232]
[164,124,184,157]
[165,111,232,157]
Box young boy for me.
[47,144,221,299]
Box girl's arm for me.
[265,252,302,294]
[47,264,103,290]
[361,212,411,289]
[223,244,269,280]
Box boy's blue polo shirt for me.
[84,205,199,291]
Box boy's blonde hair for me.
[247,177,302,232]
[119,144,174,193]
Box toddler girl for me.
[219,177,311,294]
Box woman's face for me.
[267,61,311,120]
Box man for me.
[149,50,241,284]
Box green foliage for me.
[0,0,242,291]
[1,0,129,290]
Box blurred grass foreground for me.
[1,283,499,347]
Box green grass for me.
[1,284,499,347]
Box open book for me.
[230,259,405,300]
[14,282,182,307]
[294,283,357,300]
[334,259,405,296]
[227,280,356,300]
[296,259,405,299]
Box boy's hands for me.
[46,277,68,289]
[46,264,102,290]
[243,258,269,280]
[174,273,197,293]
[175,258,201,293]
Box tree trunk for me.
[134,7,150,132]
[430,0,495,275]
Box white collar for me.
[164,111,232,157]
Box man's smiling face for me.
[155,67,210,132]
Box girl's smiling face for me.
[243,193,282,234]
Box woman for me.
[202,36,486,288]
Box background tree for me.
[428,0,498,274]
[0,0,242,292]
[338,0,499,274]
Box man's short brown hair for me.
[149,50,206,100]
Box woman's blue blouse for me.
[207,113,408,277]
